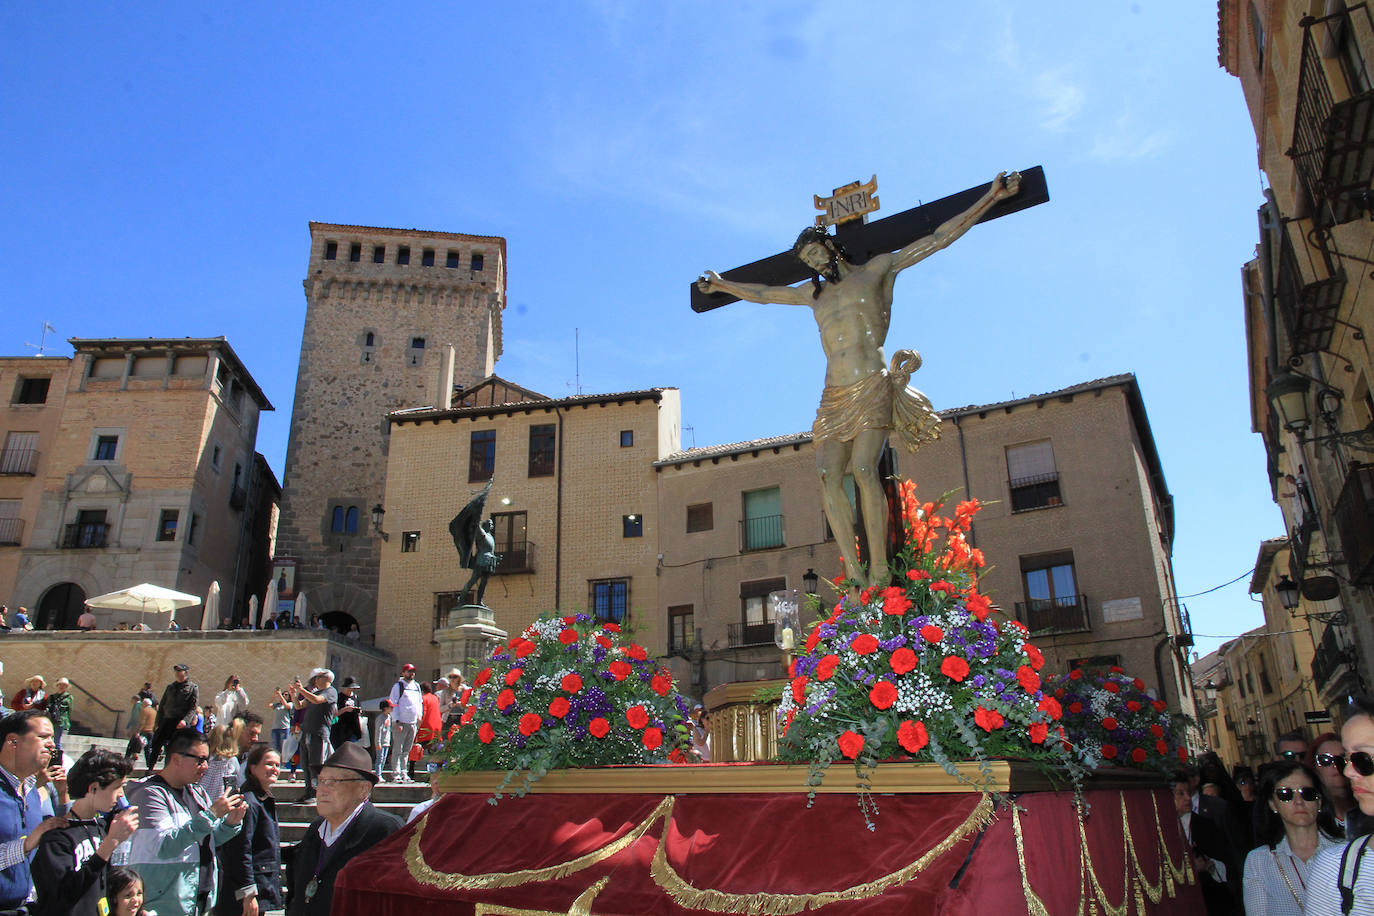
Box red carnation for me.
[837,730,865,759]
[940,656,970,682]
[496,689,516,711]
[1130,747,1147,764]
[1177,747,1189,761]
[1103,681,1120,694]
[1102,717,1118,731]
[460,688,472,705]
[548,697,570,718]
[460,706,475,726]
[625,705,649,729]
[604,623,621,632]
[563,615,578,625]
[518,713,542,736]
[505,668,523,686]
[627,644,648,661]
[816,654,840,681]
[1126,700,1141,712]
[474,668,492,687]
[559,628,578,644]
[642,727,663,751]
[1016,665,1041,694]
[965,592,991,620]
[651,674,672,697]
[851,634,879,655]
[869,681,898,710]
[1133,678,1146,690]
[898,720,929,753]
[1150,724,1164,738]
[608,661,631,681]
[1102,744,1118,759]
[882,590,912,616]
[805,626,823,652]
[1155,739,1169,755]
[1069,669,1083,680]
[920,624,944,644]
[1037,697,1062,721]
[1024,644,1045,671]
[588,717,610,738]
[561,673,583,694]
[514,640,536,659]
[974,706,1005,732]
[478,722,495,744]
[1029,722,1048,744]
[596,635,613,649]
[1152,700,1167,713]
[907,569,932,581]
[1110,666,1124,674]
[1069,701,1083,714]
[791,676,808,705]
[889,647,918,675]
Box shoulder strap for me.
[1339,835,1371,915]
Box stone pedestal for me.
[436,604,507,679]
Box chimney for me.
[436,344,456,410]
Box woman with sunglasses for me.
[1309,731,1362,838]
[1243,761,1342,914]
[1304,697,1374,914]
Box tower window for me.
[471,253,485,271]
[446,250,461,268]
[324,241,338,260]
[372,245,386,264]
[365,332,375,347]
[422,248,435,267]
[396,246,410,265]
[349,242,361,262]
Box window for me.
[324,241,338,260]
[211,444,222,469]
[402,531,420,553]
[623,514,643,538]
[345,506,358,534]
[590,578,628,624]
[471,253,484,271]
[742,486,783,550]
[668,604,695,654]
[411,337,426,349]
[364,332,375,347]
[93,435,119,462]
[372,245,386,264]
[64,509,108,549]
[686,502,713,533]
[469,430,496,481]
[446,250,461,268]
[492,511,529,571]
[422,248,435,267]
[0,432,38,475]
[187,512,200,546]
[620,430,634,447]
[349,242,361,262]
[13,377,49,405]
[1249,2,1265,67]
[396,245,410,265]
[1019,552,1085,633]
[408,337,425,368]
[735,577,786,645]
[528,424,555,477]
[332,506,345,533]
[157,509,179,542]
[1006,440,1061,512]
[330,504,360,535]
[0,499,20,546]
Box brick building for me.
[275,223,507,640]
[4,337,275,628]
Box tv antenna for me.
[24,321,57,356]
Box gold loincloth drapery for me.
[812,348,941,452]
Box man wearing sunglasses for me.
[126,728,248,916]
[1275,729,1310,762]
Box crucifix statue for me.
[695,168,1047,588]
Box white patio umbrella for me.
[247,595,259,630]
[263,578,278,627]
[86,583,202,630]
[293,592,307,626]
[200,581,220,630]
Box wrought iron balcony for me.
[727,622,776,647]
[667,630,696,657]
[1312,621,1358,693]
[61,523,109,549]
[1335,462,1374,585]
[0,447,38,476]
[740,514,784,552]
[1008,472,1062,512]
[1291,5,1374,227]
[1015,594,1090,635]
[1274,218,1347,359]
[494,540,536,574]
[0,517,22,546]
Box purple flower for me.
[971,675,987,688]
[878,634,908,651]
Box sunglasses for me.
[1316,752,1347,769]
[1274,785,1321,802]
[1349,751,1374,777]
[1279,749,1303,760]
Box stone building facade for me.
[276,223,507,641]
[1221,0,1374,708]
[376,379,680,676]
[7,338,273,628]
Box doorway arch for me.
[36,582,86,631]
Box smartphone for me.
[223,776,238,796]
[105,795,131,828]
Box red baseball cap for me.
[401,663,416,671]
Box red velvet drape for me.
[332,787,1204,915]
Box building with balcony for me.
[5,338,276,628]
[1223,0,1374,706]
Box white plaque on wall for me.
[1101,597,1143,623]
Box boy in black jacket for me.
[31,748,140,916]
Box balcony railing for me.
[1275,218,1347,358]
[667,630,696,657]
[494,540,536,574]
[0,517,22,546]
[1009,472,1062,512]
[1015,594,1090,635]
[1335,462,1374,585]
[61,523,109,549]
[727,622,776,647]
[1292,5,1374,227]
[740,514,784,551]
[0,448,38,476]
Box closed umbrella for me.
[201,581,220,630]
[86,583,202,630]
[263,578,278,628]
[294,592,307,626]
[247,595,259,630]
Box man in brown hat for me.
[285,742,400,915]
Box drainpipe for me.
[952,414,975,547]
[1258,191,1281,375]
[554,407,565,609]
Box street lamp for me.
[1274,574,1301,610]
[1266,368,1374,452]
[803,568,819,596]
[371,504,389,541]
[1203,679,1218,705]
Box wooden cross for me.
[689,166,1048,312]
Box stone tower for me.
[276,222,506,638]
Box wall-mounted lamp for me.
[371,504,389,541]
[1267,368,1374,452]
[803,568,819,596]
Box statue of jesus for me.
[697,171,1021,588]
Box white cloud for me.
[1031,69,1087,131]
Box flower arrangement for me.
[776,483,1081,820]
[1045,666,1189,771]
[444,612,692,799]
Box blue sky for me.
[2,2,1272,657]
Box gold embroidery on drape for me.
[1011,805,1052,916]
[1074,792,1196,916]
